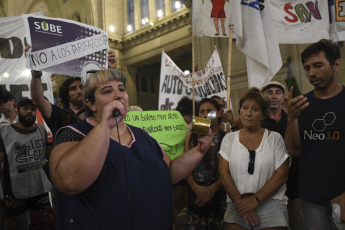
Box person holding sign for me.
[49,69,213,229]
[26,46,118,137]
[219,88,290,229]
[184,98,227,229]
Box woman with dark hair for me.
[185,98,227,229]
[49,69,213,230]
[219,87,290,230]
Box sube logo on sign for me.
[34,21,62,34]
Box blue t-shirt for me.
[298,86,345,204]
[54,120,173,230]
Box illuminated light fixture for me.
[175,1,182,10]
[157,9,163,18]
[109,25,115,32]
[142,17,154,26]
[3,72,10,78]
[183,70,190,75]
[127,24,133,32]
[141,18,146,25]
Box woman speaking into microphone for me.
[49,69,212,230]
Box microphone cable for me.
[114,116,133,230]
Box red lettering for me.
[284,4,298,23]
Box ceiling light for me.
[3,72,9,78]
[109,25,115,32]
[175,1,182,10]
[157,10,163,18]
[127,24,133,32]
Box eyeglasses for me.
[248,150,256,175]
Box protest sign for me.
[159,49,227,110]
[271,0,330,44]
[124,110,187,160]
[192,0,232,38]
[0,12,53,141]
[22,14,109,83]
[329,0,345,42]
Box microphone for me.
[113,109,120,117]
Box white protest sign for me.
[271,0,330,44]
[159,49,227,110]
[22,14,109,82]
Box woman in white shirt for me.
[219,87,290,230]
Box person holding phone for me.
[285,39,345,230]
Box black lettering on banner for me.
[0,37,23,59]
[29,52,47,67]
[0,83,48,104]
[51,50,58,61]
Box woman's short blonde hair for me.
[238,87,270,116]
[81,69,127,117]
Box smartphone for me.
[285,76,301,98]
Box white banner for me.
[159,49,228,110]
[192,0,232,37]
[0,12,53,141]
[23,14,109,82]
[329,0,345,42]
[271,0,330,44]
[231,0,282,88]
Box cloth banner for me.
[329,0,345,42]
[0,12,53,141]
[230,0,282,88]
[124,111,187,160]
[159,49,228,110]
[271,0,330,44]
[192,0,232,37]
[23,14,109,83]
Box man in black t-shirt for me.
[285,39,345,230]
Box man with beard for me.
[30,73,83,137]
[285,39,345,230]
[0,99,52,230]
[261,81,302,230]
[28,48,118,137]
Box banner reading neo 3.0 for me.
[22,14,109,82]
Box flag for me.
[192,0,232,37]
[231,0,282,88]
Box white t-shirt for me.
[219,129,290,205]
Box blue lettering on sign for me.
[241,0,259,10]
[241,0,265,11]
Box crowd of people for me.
[0,39,344,230]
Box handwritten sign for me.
[124,110,187,160]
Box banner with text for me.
[124,110,187,160]
[0,13,54,141]
[23,14,109,82]
[159,49,227,110]
[271,0,330,44]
